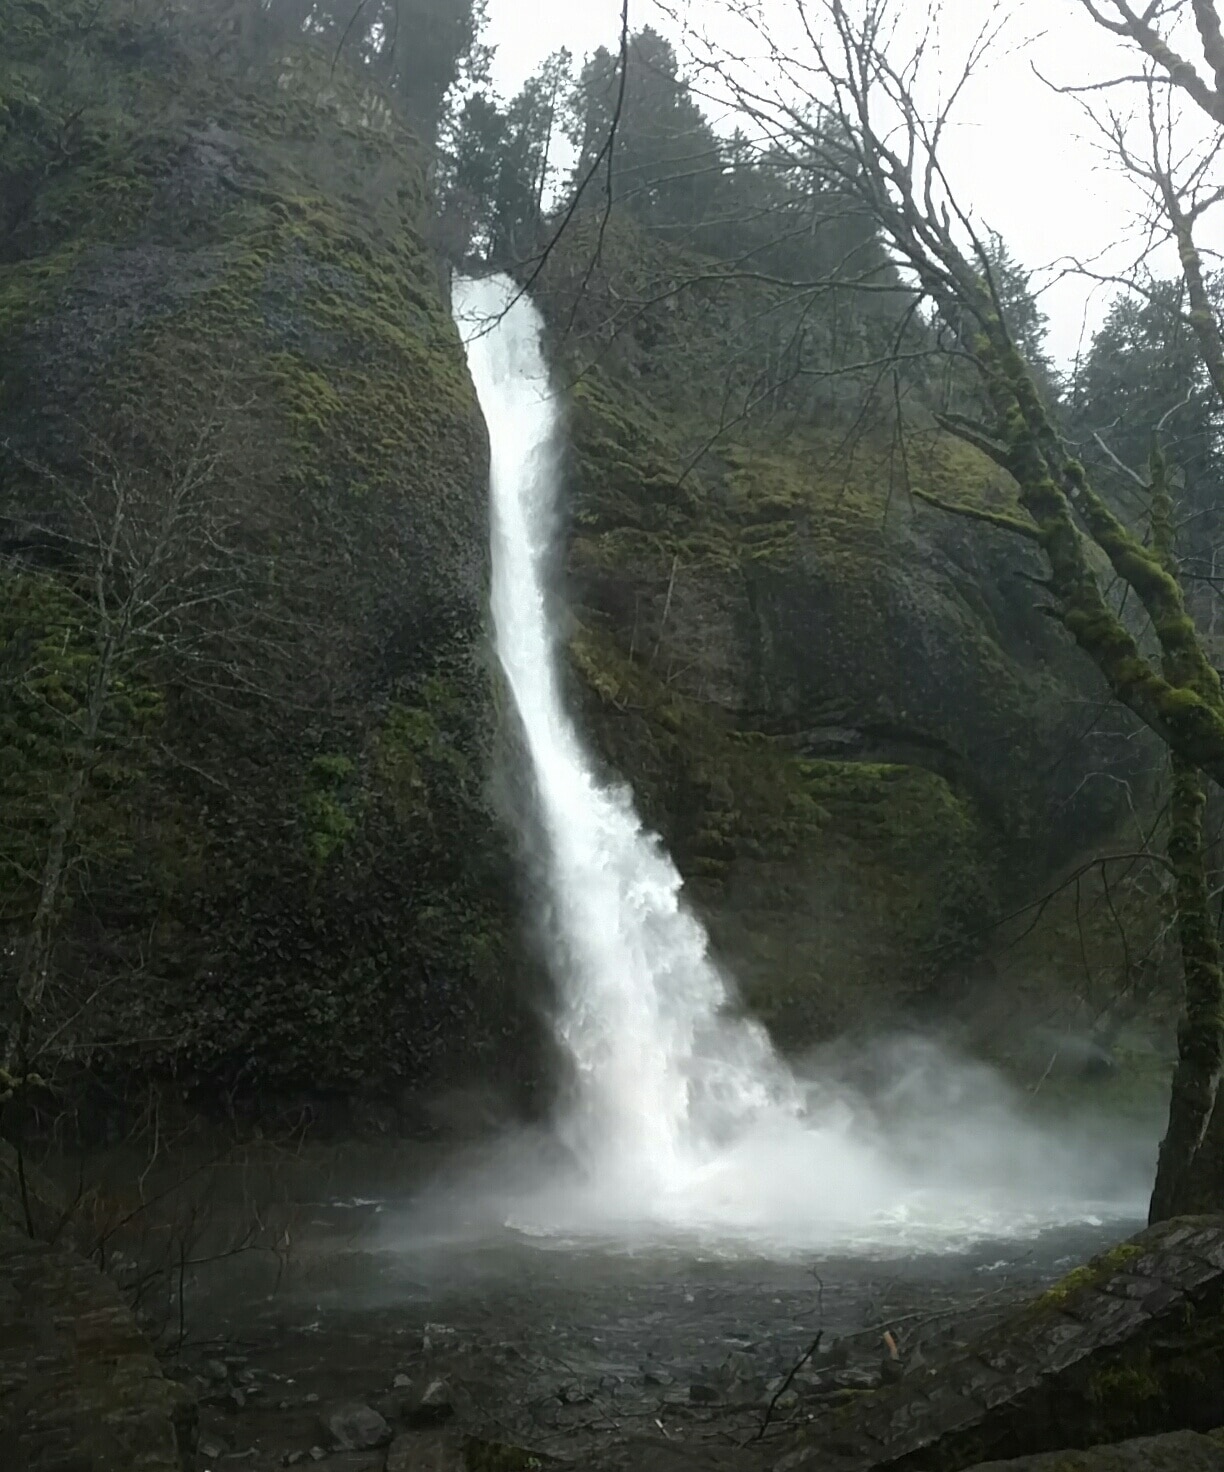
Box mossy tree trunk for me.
[1147,450,1224,1219]
[1150,755,1224,1220]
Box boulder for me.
[321,1402,392,1451]
[406,1377,457,1428]
[776,1215,1224,1471]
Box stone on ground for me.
[321,1401,392,1450]
[964,1427,1224,1469]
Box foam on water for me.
[449,272,1153,1257]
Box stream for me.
[156,1121,1152,1470]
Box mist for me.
[376,1027,1154,1264]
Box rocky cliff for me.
[0,2,1169,1109]
[0,0,533,1109]
[536,221,1164,1048]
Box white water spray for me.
[452,273,1152,1250]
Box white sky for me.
[483,0,1221,364]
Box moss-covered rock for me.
[0,0,534,1104]
[569,623,991,1034]
[775,1216,1224,1471]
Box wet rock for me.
[763,1384,800,1415]
[689,1383,720,1404]
[717,1352,765,1398]
[777,1215,1224,1471]
[204,1358,230,1383]
[405,1378,456,1428]
[825,1367,882,1393]
[394,1373,413,1389]
[321,1402,392,1451]
[374,1388,412,1423]
[964,1427,1224,1469]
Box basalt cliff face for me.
[1,0,533,1111]
[536,225,1162,1053]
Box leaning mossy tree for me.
[672,0,1224,1219]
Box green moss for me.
[571,383,1012,576]
[0,566,165,920]
[1036,1243,1144,1309]
[570,623,828,858]
[1086,1356,1161,1408]
[302,753,359,867]
[375,683,477,825]
[0,245,87,337]
[1163,686,1206,714]
[569,620,992,1039]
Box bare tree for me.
[0,382,280,1089]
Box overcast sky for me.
[483,1,1217,364]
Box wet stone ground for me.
[169,1204,1140,1471]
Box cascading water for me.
[454,274,797,1196]
[452,272,1151,1248]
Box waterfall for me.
[450,272,1148,1246]
[453,274,796,1200]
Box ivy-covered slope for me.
[0,0,533,1102]
[535,220,1160,1043]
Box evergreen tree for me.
[1071,279,1224,627]
[1072,280,1221,508]
[975,234,1060,408]
[566,27,723,233]
[262,0,489,140]
[439,49,571,262]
